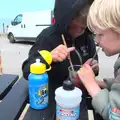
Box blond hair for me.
[87,0,120,34]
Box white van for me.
[7,10,55,43]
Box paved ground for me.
[0,36,33,49]
[0,37,119,79]
[0,37,33,77]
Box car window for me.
[14,14,22,25]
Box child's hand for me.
[85,58,99,74]
[77,64,95,85]
[78,64,101,97]
[51,44,75,62]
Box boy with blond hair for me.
[78,0,120,119]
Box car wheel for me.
[8,33,15,43]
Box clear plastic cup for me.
[68,65,84,89]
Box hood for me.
[54,0,93,33]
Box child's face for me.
[95,29,120,56]
[68,15,87,38]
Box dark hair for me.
[73,0,93,19]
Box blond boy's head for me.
[87,0,120,34]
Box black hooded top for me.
[22,0,98,90]
[54,0,93,33]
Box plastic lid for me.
[63,80,74,91]
[39,50,52,65]
[30,59,46,74]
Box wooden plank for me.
[24,84,88,120]
[94,112,104,120]
[88,110,94,120]
[87,97,104,120]
[0,77,28,120]
[24,99,89,120]
[24,84,56,120]
[0,74,19,99]
[24,101,55,120]
[19,104,29,120]
[80,98,89,120]
[87,96,94,110]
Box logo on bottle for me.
[59,109,76,117]
[36,85,48,104]
[56,105,80,120]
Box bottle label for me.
[56,104,80,120]
[29,83,48,109]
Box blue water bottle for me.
[28,58,51,110]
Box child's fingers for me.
[84,63,91,69]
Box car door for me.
[9,14,24,38]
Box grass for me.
[0,34,7,37]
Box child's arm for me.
[92,82,120,120]
[96,78,115,90]
[78,64,120,120]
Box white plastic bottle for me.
[55,80,82,120]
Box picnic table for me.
[0,74,104,120]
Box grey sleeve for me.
[92,89,109,120]
[103,78,114,90]
[92,82,120,120]
[103,75,120,90]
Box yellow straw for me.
[61,34,75,74]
